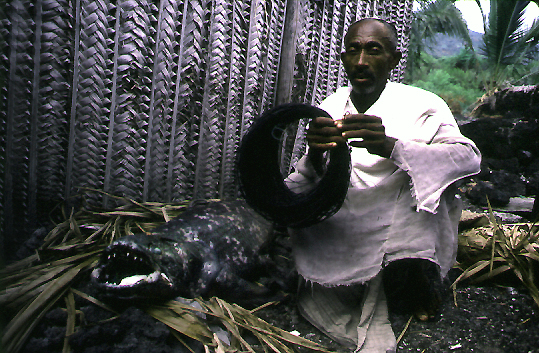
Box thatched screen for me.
[0,0,413,259]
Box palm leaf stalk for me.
[452,199,539,308]
[0,189,329,353]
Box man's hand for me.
[305,117,346,175]
[336,114,396,158]
[306,117,347,149]
[306,114,396,158]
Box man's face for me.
[341,20,401,98]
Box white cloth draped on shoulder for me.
[287,82,481,286]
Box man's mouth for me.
[352,74,373,83]
[353,77,370,83]
[351,70,374,81]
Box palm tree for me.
[407,0,473,81]
[476,0,539,90]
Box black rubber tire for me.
[236,103,351,228]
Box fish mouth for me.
[91,243,172,292]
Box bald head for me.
[345,18,399,53]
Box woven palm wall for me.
[0,0,413,260]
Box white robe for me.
[288,82,481,286]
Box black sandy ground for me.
[13,201,539,353]
[16,267,539,353]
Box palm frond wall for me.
[0,0,413,260]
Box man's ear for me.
[389,50,402,70]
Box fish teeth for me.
[116,271,162,287]
[161,272,171,284]
[148,271,159,282]
[119,275,147,286]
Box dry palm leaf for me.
[1,189,329,353]
[453,200,539,307]
[145,298,328,353]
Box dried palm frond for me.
[0,189,328,353]
[0,190,191,353]
[146,298,328,353]
[453,200,539,308]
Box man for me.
[287,18,481,350]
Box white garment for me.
[297,274,396,352]
[288,82,481,286]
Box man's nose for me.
[356,50,368,66]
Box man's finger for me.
[307,126,342,137]
[340,123,384,132]
[309,141,339,149]
[340,114,382,124]
[311,116,337,127]
[307,134,346,145]
[348,139,384,148]
[342,129,385,140]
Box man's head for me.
[341,18,402,101]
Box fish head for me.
[91,232,214,301]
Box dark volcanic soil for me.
[18,267,539,353]
[390,273,539,352]
[9,206,539,353]
[259,272,539,353]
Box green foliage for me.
[407,0,539,112]
[405,43,539,115]
[514,59,539,85]
[405,50,484,115]
[478,0,539,92]
[408,0,473,81]
[481,1,539,66]
[478,58,539,91]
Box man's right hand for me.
[306,117,346,150]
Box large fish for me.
[91,200,289,306]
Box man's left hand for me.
[336,114,396,158]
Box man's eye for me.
[347,49,364,57]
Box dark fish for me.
[91,200,284,305]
